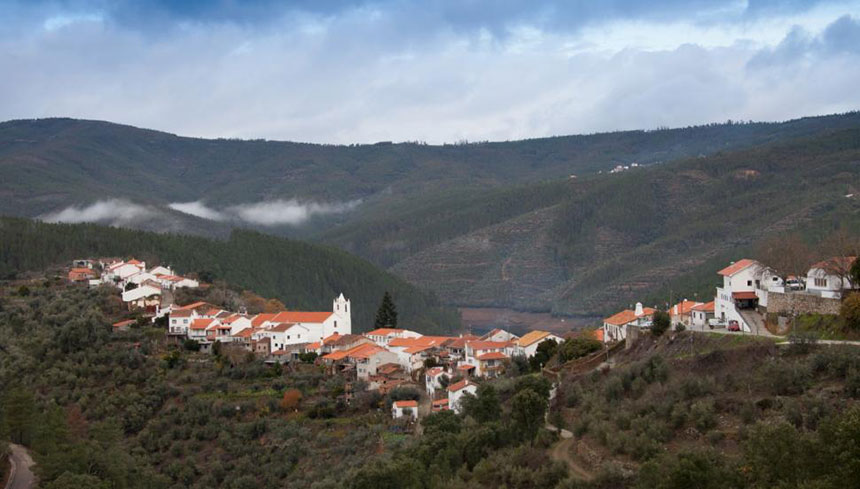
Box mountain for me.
[0,217,458,333]
[2,113,860,317]
[331,129,860,315]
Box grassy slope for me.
[0,217,459,333]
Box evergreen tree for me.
[374,291,398,328]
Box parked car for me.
[727,320,741,332]
[785,276,804,291]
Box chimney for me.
[635,302,644,316]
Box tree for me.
[374,291,398,328]
[756,233,812,280]
[557,337,602,363]
[2,387,36,445]
[652,310,671,337]
[841,292,860,330]
[462,384,501,423]
[851,258,860,289]
[510,388,547,440]
[529,339,558,371]
[280,389,302,412]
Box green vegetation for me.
[555,333,860,488]
[373,291,398,328]
[0,217,459,333]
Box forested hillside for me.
[0,218,458,333]
[2,113,859,219]
[373,129,860,315]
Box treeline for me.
[0,217,459,333]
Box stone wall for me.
[766,291,841,316]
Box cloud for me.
[168,201,226,221]
[169,198,362,225]
[228,199,362,226]
[41,199,155,225]
[0,2,859,143]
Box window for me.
[334,321,338,328]
[747,280,752,286]
[815,278,828,288]
[345,304,348,313]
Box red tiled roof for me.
[448,379,474,392]
[669,300,701,317]
[251,313,277,327]
[432,399,449,406]
[456,364,475,371]
[691,301,715,313]
[269,322,300,332]
[446,335,480,349]
[232,327,257,338]
[112,319,135,328]
[307,342,321,349]
[190,318,216,330]
[732,291,758,300]
[271,311,333,323]
[426,367,445,376]
[170,309,194,318]
[810,256,857,274]
[175,301,212,311]
[322,333,341,344]
[394,400,418,408]
[718,259,758,276]
[70,267,96,275]
[477,351,508,361]
[604,307,656,326]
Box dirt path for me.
[5,444,36,489]
[548,434,594,481]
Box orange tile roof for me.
[307,342,321,349]
[126,259,143,265]
[448,379,474,392]
[446,335,480,348]
[176,301,213,311]
[269,322,300,332]
[191,318,216,330]
[477,351,508,360]
[271,311,333,323]
[232,327,257,338]
[322,342,386,361]
[170,309,194,318]
[394,400,418,408]
[112,319,135,328]
[603,307,657,326]
[732,291,758,300]
[691,301,715,313]
[669,300,701,317]
[456,364,475,371]
[251,313,277,327]
[322,333,341,344]
[426,367,445,376]
[404,345,433,354]
[70,267,96,275]
[592,329,605,342]
[432,398,449,406]
[517,330,554,347]
[810,256,857,274]
[717,259,758,276]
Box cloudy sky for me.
[1,0,859,143]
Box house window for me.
[345,304,348,313]
[747,280,752,286]
[815,278,828,288]
[334,321,337,328]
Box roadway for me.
[4,444,35,489]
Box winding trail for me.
[5,444,36,489]
[546,426,593,481]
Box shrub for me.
[651,311,671,337]
[787,332,819,354]
[558,338,602,363]
[183,339,201,352]
[280,389,302,412]
[841,292,860,330]
[690,400,716,432]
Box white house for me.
[690,301,715,328]
[602,302,656,343]
[364,327,422,347]
[516,331,563,358]
[481,328,519,342]
[149,266,174,277]
[392,400,418,420]
[105,260,146,283]
[259,294,352,342]
[668,300,701,328]
[425,367,449,397]
[714,259,764,332]
[121,283,161,310]
[464,340,514,377]
[321,343,399,380]
[188,318,218,342]
[806,257,856,299]
[263,323,312,351]
[158,275,200,290]
[126,271,158,286]
[447,379,478,414]
[168,308,197,336]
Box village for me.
[66,252,857,423]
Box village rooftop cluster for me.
[602,255,856,343]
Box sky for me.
[1,0,860,144]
